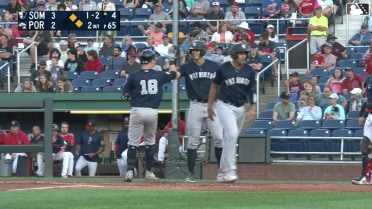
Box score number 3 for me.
[140,79,158,95]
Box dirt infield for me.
[0,180,371,192]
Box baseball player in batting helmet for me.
[208,43,256,183]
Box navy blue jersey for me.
[213,62,257,106]
[123,69,176,109]
[53,136,66,154]
[115,130,128,159]
[77,131,105,162]
[179,59,218,100]
[30,136,45,145]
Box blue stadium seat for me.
[300,76,312,83]
[267,129,286,152]
[134,43,147,50]
[92,78,112,88]
[65,71,79,80]
[248,22,264,35]
[347,111,360,119]
[353,129,363,137]
[179,77,186,85]
[79,71,99,80]
[99,57,110,71]
[244,6,261,19]
[113,78,127,86]
[119,8,135,20]
[342,93,351,101]
[318,76,329,85]
[265,102,276,110]
[345,46,355,56]
[258,110,273,120]
[349,53,364,60]
[72,79,91,88]
[311,68,329,78]
[276,93,297,103]
[242,129,266,136]
[134,8,152,19]
[298,120,321,130]
[350,129,363,152]
[129,18,147,36]
[354,67,365,76]
[100,70,119,80]
[346,119,362,130]
[355,46,369,54]
[102,85,123,93]
[81,86,102,93]
[331,129,353,152]
[178,19,188,34]
[307,129,330,152]
[322,120,345,130]
[73,87,80,93]
[337,60,358,68]
[286,129,308,152]
[163,2,172,12]
[259,55,272,64]
[187,16,207,32]
[273,120,295,130]
[250,120,273,130]
[111,0,122,6]
[249,0,263,6]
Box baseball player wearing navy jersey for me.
[179,40,224,183]
[208,43,257,183]
[75,121,105,177]
[122,49,180,182]
[352,54,372,185]
[115,118,129,177]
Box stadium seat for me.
[300,76,312,83]
[286,129,308,152]
[337,60,358,68]
[346,119,362,130]
[345,46,355,55]
[250,120,273,130]
[330,129,353,153]
[129,18,147,36]
[100,70,119,80]
[350,129,363,153]
[81,86,102,93]
[276,93,297,103]
[242,129,266,136]
[258,110,273,120]
[311,68,329,78]
[353,129,363,137]
[347,111,360,119]
[178,19,188,34]
[318,76,329,85]
[354,67,365,76]
[273,120,295,130]
[250,0,263,6]
[72,79,91,88]
[244,6,261,19]
[111,0,122,7]
[265,102,276,110]
[267,129,286,152]
[65,71,79,80]
[73,87,80,93]
[307,129,330,152]
[119,8,135,20]
[298,120,321,130]
[79,71,99,80]
[342,93,351,101]
[247,22,263,36]
[118,22,130,36]
[102,85,123,93]
[134,43,147,50]
[355,46,369,54]
[321,120,345,130]
[349,53,364,60]
[187,16,207,31]
[113,78,126,86]
[91,78,112,88]
[134,8,152,19]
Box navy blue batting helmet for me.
[230,44,250,60]
[140,49,156,64]
[189,40,206,56]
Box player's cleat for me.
[185,174,195,183]
[351,176,370,185]
[145,171,158,180]
[124,170,134,182]
[352,175,364,182]
[223,175,238,183]
[61,175,68,179]
[216,171,224,182]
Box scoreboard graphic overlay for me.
[18,11,120,31]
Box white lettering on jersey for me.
[224,77,250,86]
[140,79,158,95]
[189,72,215,80]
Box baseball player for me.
[115,117,129,177]
[75,121,105,177]
[352,53,372,185]
[122,49,180,182]
[178,40,224,183]
[208,43,257,183]
[36,124,74,178]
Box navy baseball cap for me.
[86,121,96,127]
[10,120,20,127]
[280,92,290,99]
[324,43,333,48]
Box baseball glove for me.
[360,137,372,155]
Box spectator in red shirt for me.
[298,0,315,18]
[233,22,255,43]
[85,50,102,73]
[342,67,364,94]
[311,47,325,68]
[0,127,5,144]
[157,119,186,163]
[4,120,30,174]
[285,72,304,99]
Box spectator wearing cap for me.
[224,2,246,33]
[31,60,51,85]
[320,34,346,61]
[45,0,58,11]
[59,40,69,63]
[15,77,37,92]
[273,91,296,124]
[188,0,210,19]
[203,42,219,63]
[296,93,322,121]
[78,0,96,11]
[99,35,116,57]
[278,0,298,18]
[323,93,346,120]
[138,23,164,47]
[148,3,172,33]
[233,22,255,43]
[64,48,84,74]
[348,87,366,112]
[120,49,141,78]
[298,0,315,18]
[96,0,115,11]
[122,0,139,9]
[285,72,304,99]
[105,46,126,71]
[308,6,328,55]
[155,34,173,56]
[76,42,88,64]
[316,86,347,112]
[342,67,364,94]
[262,0,282,19]
[210,21,234,44]
[247,43,263,72]
[311,43,336,72]
[310,47,325,69]
[75,121,105,177]
[206,2,225,35]
[348,24,372,46]
[4,120,29,175]
[258,33,278,78]
[265,24,278,43]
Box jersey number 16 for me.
[140,79,158,95]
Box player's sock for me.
[126,146,137,172]
[145,145,155,172]
[215,147,223,168]
[187,149,197,174]
[361,155,369,177]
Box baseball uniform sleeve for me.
[212,65,223,85]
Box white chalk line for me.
[8,184,104,191]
